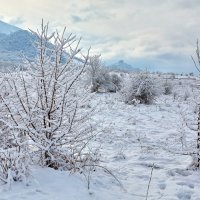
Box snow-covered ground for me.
[1,78,200,200]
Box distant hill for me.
[0,29,37,72]
[0,21,142,73]
[0,21,37,72]
[0,21,71,72]
[109,60,141,72]
[0,20,21,35]
[0,30,37,59]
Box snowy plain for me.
[1,76,200,200]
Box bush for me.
[110,73,122,91]
[163,80,172,95]
[0,148,30,184]
[121,73,160,105]
[87,56,121,93]
[0,120,30,184]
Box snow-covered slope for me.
[0,30,36,72]
[0,30,36,57]
[0,20,21,35]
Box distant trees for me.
[87,55,121,92]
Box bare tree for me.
[87,55,116,92]
[191,40,200,168]
[0,21,98,173]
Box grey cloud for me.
[71,3,112,24]
[71,15,83,23]
[175,0,200,9]
[155,53,185,62]
[9,17,24,26]
[80,8,113,21]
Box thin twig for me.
[145,163,154,200]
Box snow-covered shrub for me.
[87,55,109,92]
[163,80,172,95]
[110,73,122,91]
[0,93,30,184]
[183,90,190,101]
[173,91,178,101]
[121,73,160,104]
[0,21,98,172]
[0,146,30,184]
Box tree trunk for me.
[197,106,200,167]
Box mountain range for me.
[0,20,140,72]
[0,20,36,72]
[0,20,20,35]
[109,60,141,72]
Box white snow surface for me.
[1,78,200,200]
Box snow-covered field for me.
[1,77,200,200]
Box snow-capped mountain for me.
[0,21,68,72]
[0,20,21,35]
[109,60,141,72]
[0,30,36,72]
[0,21,37,72]
[0,30,36,57]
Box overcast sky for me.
[1,0,200,73]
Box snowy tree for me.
[0,21,98,172]
[87,55,116,92]
[191,40,200,168]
